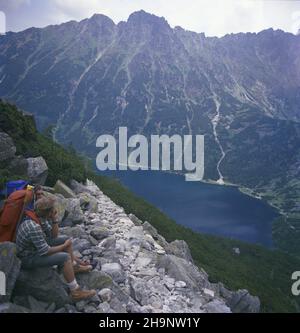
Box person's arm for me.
[29,223,51,256]
[47,240,69,255]
[30,223,70,256]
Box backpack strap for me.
[24,210,41,226]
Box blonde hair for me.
[34,197,55,218]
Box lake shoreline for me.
[100,170,279,248]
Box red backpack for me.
[0,189,39,242]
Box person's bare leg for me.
[64,242,75,263]
[64,242,90,266]
[63,258,75,283]
[63,259,96,300]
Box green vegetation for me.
[1,101,300,313]
[0,101,88,187]
[273,215,300,258]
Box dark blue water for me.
[101,170,279,247]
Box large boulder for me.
[0,303,31,313]
[142,222,169,249]
[101,263,126,284]
[77,271,113,290]
[202,299,231,313]
[0,132,16,162]
[26,157,48,185]
[63,198,86,225]
[167,240,194,263]
[14,268,70,308]
[226,289,260,313]
[0,242,21,303]
[54,180,76,199]
[78,192,98,213]
[157,255,210,290]
[90,227,110,241]
[70,180,89,195]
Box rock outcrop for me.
[26,157,48,185]
[0,180,260,313]
[0,132,16,162]
[0,130,48,185]
[0,243,21,303]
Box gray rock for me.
[128,226,145,246]
[142,222,169,249]
[157,255,209,290]
[202,299,231,313]
[109,297,127,313]
[64,304,77,313]
[89,294,101,305]
[90,227,110,241]
[79,193,98,213]
[128,214,143,226]
[98,301,112,313]
[46,303,56,313]
[0,242,21,303]
[100,236,116,251]
[75,300,86,312]
[41,186,55,194]
[54,180,76,199]
[83,305,98,313]
[126,302,152,313]
[14,268,70,308]
[168,240,194,263]
[61,226,85,239]
[0,132,16,162]
[26,157,48,185]
[77,271,113,290]
[55,307,67,313]
[98,288,113,303]
[233,247,241,255]
[88,235,99,246]
[72,239,91,252]
[0,302,31,313]
[70,180,90,195]
[101,263,126,284]
[65,198,86,225]
[226,289,260,313]
[27,296,48,313]
[175,281,187,288]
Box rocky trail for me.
[0,178,260,313]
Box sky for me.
[0,0,299,37]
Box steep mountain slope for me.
[0,11,300,241]
[1,101,300,312]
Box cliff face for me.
[0,178,260,313]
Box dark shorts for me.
[21,235,70,269]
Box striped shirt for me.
[16,218,53,259]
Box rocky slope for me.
[0,179,260,313]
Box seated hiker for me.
[33,186,90,267]
[16,197,96,301]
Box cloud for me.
[1,0,299,36]
[0,0,31,11]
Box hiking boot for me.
[73,264,93,274]
[71,288,96,302]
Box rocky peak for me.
[82,13,116,36]
[88,13,116,27]
[126,10,171,30]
